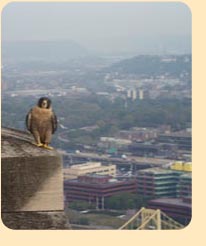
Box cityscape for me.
[2,51,192,229]
[1,2,191,230]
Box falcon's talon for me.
[43,144,54,150]
[35,143,44,147]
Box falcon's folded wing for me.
[25,109,33,133]
[51,111,58,134]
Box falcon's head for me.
[37,97,52,109]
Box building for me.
[127,88,137,101]
[128,142,178,159]
[148,198,191,226]
[98,137,132,152]
[157,129,192,151]
[177,173,192,202]
[64,174,137,209]
[63,162,116,180]
[99,137,132,146]
[62,151,176,173]
[170,161,192,172]
[138,167,192,225]
[136,168,182,198]
[118,127,158,142]
[128,142,161,157]
[138,89,144,100]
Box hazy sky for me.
[2,2,191,54]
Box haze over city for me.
[2,2,191,55]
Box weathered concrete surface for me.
[2,212,70,230]
[1,127,69,229]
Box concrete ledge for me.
[2,211,69,230]
[1,127,69,229]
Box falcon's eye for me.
[41,100,48,108]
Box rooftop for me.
[180,173,192,179]
[70,162,101,170]
[149,198,191,208]
[138,167,180,175]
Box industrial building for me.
[136,168,182,198]
[64,174,137,209]
[63,162,116,180]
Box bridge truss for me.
[118,207,184,230]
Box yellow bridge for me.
[118,207,184,230]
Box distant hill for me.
[103,54,191,78]
[2,40,90,62]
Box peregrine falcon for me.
[26,97,57,150]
